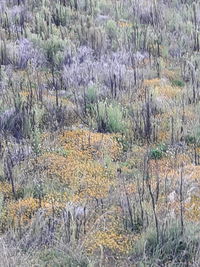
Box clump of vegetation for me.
[134,222,200,265]
[92,101,127,133]
[149,144,167,160]
[171,79,185,88]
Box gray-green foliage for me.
[149,144,167,160]
[86,84,99,105]
[32,248,89,267]
[134,222,200,265]
[92,100,126,133]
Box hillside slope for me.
[1,0,200,266]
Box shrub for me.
[32,248,88,267]
[31,128,42,156]
[185,131,200,146]
[185,135,197,145]
[106,20,118,40]
[133,222,200,265]
[171,79,185,87]
[42,36,67,65]
[149,144,167,160]
[115,135,129,152]
[93,101,126,133]
[86,84,98,105]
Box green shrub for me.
[171,79,185,87]
[185,131,200,146]
[34,248,88,267]
[115,135,129,152]
[43,36,67,64]
[149,144,167,160]
[185,135,196,145]
[56,148,69,158]
[93,101,126,133]
[86,85,98,106]
[133,222,200,265]
[31,128,41,156]
[106,20,118,39]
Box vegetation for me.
[1,0,200,266]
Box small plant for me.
[34,248,88,267]
[93,101,126,133]
[115,135,129,152]
[171,79,185,87]
[31,128,41,155]
[185,135,196,145]
[55,148,69,158]
[185,131,200,146]
[106,19,118,40]
[86,84,98,105]
[149,144,167,160]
